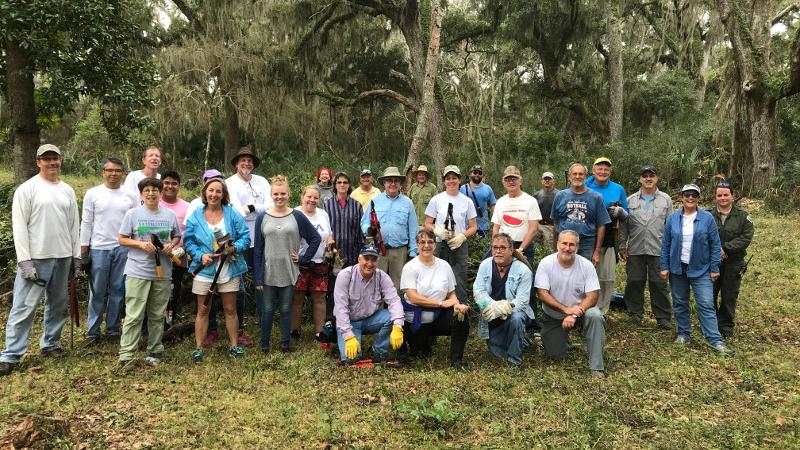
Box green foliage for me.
[764,161,800,213]
[627,71,697,129]
[61,103,117,175]
[396,397,462,438]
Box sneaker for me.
[591,370,606,378]
[202,330,218,347]
[709,342,733,355]
[228,346,245,358]
[191,349,204,364]
[144,354,162,367]
[237,330,255,346]
[41,347,67,358]
[451,359,468,371]
[0,361,18,376]
[290,329,301,341]
[281,346,294,354]
[674,335,691,345]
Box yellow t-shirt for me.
[350,186,381,209]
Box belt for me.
[385,244,408,250]
[539,219,553,225]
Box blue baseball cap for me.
[360,244,380,257]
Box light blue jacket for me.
[472,257,533,339]
[660,208,721,277]
[184,204,251,279]
[361,192,419,257]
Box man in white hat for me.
[408,164,437,227]
[361,167,418,289]
[351,169,381,209]
[1,144,80,376]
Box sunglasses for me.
[682,192,700,198]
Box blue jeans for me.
[487,310,528,366]
[86,246,128,337]
[261,285,294,351]
[577,237,596,260]
[670,266,723,346]
[335,308,392,362]
[1,258,70,363]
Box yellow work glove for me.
[390,325,404,350]
[344,336,360,360]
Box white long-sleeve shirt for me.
[123,170,160,205]
[12,175,80,261]
[225,173,273,246]
[80,184,137,250]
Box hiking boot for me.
[451,359,468,371]
[202,330,218,347]
[656,319,672,330]
[144,353,162,367]
[82,336,101,348]
[228,346,245,358]
[237,330,254,346]
[281,346,294,354]
[290,329,301,341]
[708,342,733,356]
[0,361,18,376]
[674,335,691,345]
[191,349,204,364]
[41,347,67,358]
[629,315,643,324]
[118,359,140,373]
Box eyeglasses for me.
[418,240,436,246]
[682,192,700,199]
[471,171,483,175]
[492,245,510,252]
[336,181,350,185]
[503,177,520,183]
[142,188,161,194]
[103,168,124,174]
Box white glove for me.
[434,227,452,241]
[482,301,502,322]
[609,206,628,220]
[495,300,513,319]
[447,233,467,250]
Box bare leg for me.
[291,289,306,333]
[311,292,326,334]
[194,296,210,349]
[221,292,238,349]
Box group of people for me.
[0,145,753,377]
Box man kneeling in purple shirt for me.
[333,244,405,363]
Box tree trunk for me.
[401,0,446,190]
[606,8,624,142]
[223,93,240,173]
[6,39,40,184]
[745,95,777,191]
[305,94,318,158]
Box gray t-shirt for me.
[534,253,600,319]
[119,206,181,280]
[261,213,301,287]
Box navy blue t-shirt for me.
[550,189,611,239]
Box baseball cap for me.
[36,144,61,157]
[640,165,657,175]
[541,171,555,179]
[442,165,461,178]
[202,169,224,181]
[593,156,612,167]
[360,169,373,177]
[503,166,522,179]
[681,183,701,196]
[470,164,484,174]
[360,244,380,257]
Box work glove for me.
[80,251,92,274]
[447,233,467,250]
[344,336,360,360]
[482,301,502,322]
[454,306,468,322]
[223,243,236,256]
[433,227,452,241]
[390,325,404,350]
[71,258,81,280]
[495,300,513,319]
[608,206,628,220]
[18,260,37,281]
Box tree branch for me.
[771,3,799,25]
[306,88,419,112]
[784,25,800,98]
[389,69,418,98]
[170,0,204,34]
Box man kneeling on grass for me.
[535,230,606,377]
[473,233,534,369]
[117,177,181,370]
[333,244,405,364]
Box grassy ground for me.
[0,176,798,448]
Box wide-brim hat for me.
[378,166,405,184]
[414,165,429,175]
[230,146,261,168]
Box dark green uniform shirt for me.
[710,205,754,261]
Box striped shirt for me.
[324,196,364,267]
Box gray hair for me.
[558,229,580,244]
[567,162,588,175]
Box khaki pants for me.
[378,246,408,291]
[119,277,171,361]
[595,247,617,314]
